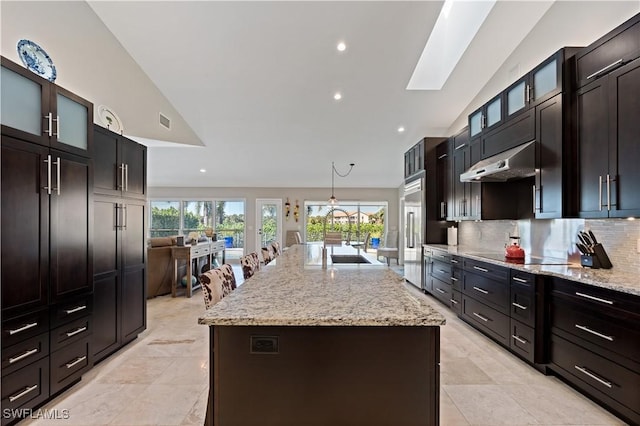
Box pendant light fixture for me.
[329,161,355,206]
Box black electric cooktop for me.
[466,252,571,266]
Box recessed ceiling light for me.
[397,126,405,133]
[337,42,347,52]
[199,168,206,173]
[334,92,342,101]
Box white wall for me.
[149,186,400,255]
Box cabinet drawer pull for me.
[512,334,528,345]
[450,277,458,282]
[8,322,38,335]
[575,292,613,305]
[512,277,528,283]
[473,286,489,295]
[574,365,612,388]
[512,302,527,310]
[9,348,39,364]
[435,288,446,294]
[64,305,87,315]
[473,312,489,322]
[66,356,87,369]
[8,384,38,402]
[451,259,459,264]
[586,59,623,80]
[438,269,447,274]
[473,266,489,273]
[575,324,614,341]
[450,299,459,305]
[454,143,467,151]
[66,326,88,337]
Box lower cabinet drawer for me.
[50,316,91,352]
[461,295,509,346]
[450,290,462,315]
[1,333,49,377]
[550,334,640,423]
[431,278,452,306]
[2,309,49,349]
[463,271,509,314]
[509,319,535,363]
[50,337,92,395]
[1,357,50,425]
[50,295,92,329]
[510,286,535,328]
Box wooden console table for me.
[172,240,226,298]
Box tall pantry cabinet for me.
[1,56,147,425]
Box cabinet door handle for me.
[64,305,87,315]
[575,292,613,305]
[454,143,467,151]
[574,365,612,388]
[53,115,60,137]
[449,299,459,305]
[125,164,129,191]
[512,334,528,345]
[598,175,603,211]
[440,201,446,219]
[44,113,53,137]
[123,205,128,230]
[438,153,448,159]
[119,164,125,190]
[451,259,459,264]
[481,114,486,129]
[65,355,87,369]
[8,384,38,402]
[473,312,489,322]
[473,266,489,273]
[575,324,614,341]
[525,84,531,103]
[8,322,38,335]
[438,269,448,274]
[450,277,458,282]
[586,59,623,80]
[532,185,537,214]
[66,326,88,337]
[606,174,611,211]
[512,277,528,284]
[43,155,52,195]
[435,288,446,294]
[53,157,61,195]
[473,286,489,295]
[9,348,39,364]
[512,302,527,310]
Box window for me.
[149,201,180,237]
[183,201,213,236]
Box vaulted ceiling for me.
[2,1,638,188]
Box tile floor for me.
[23,269,628,425]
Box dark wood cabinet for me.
[577,58,640,218]
[92,198,146,362]
[469,93,503,141]
[436,141,450,220]
[404,139,424,179]
[93,125,146,199]
[1,57,93,158]
[548,278,640,425]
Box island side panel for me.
[213,325,439,426]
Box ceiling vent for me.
[159,113,171,130]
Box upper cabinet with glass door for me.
[505,49,577,121]
[1,56,92,157]
[469,93,503,141]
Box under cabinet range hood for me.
[460,141,536,182]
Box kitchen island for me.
[198,244,446,426]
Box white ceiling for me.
[3,1,639,189]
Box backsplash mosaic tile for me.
[458,218,640,273]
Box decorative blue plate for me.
[16,39,57,82]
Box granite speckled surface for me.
[198,245,446,327]
[425,244,640,297]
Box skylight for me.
[407,0,497,90]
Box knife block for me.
[580,243,612,269]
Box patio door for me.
[256,199,282,254]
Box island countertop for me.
[198,244,446,327]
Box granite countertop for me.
[424,244,640,296]
[199,245,446,327]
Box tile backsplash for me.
[458,218,640,274]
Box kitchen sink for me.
[330,254,371,264]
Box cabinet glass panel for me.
[470,111,482,136]
[1,66,42,135]
[507,81,526,116]
[486,97,501,127]
[56,93,88,150]
[533,59,557,101]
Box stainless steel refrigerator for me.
[403,176,424,288]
